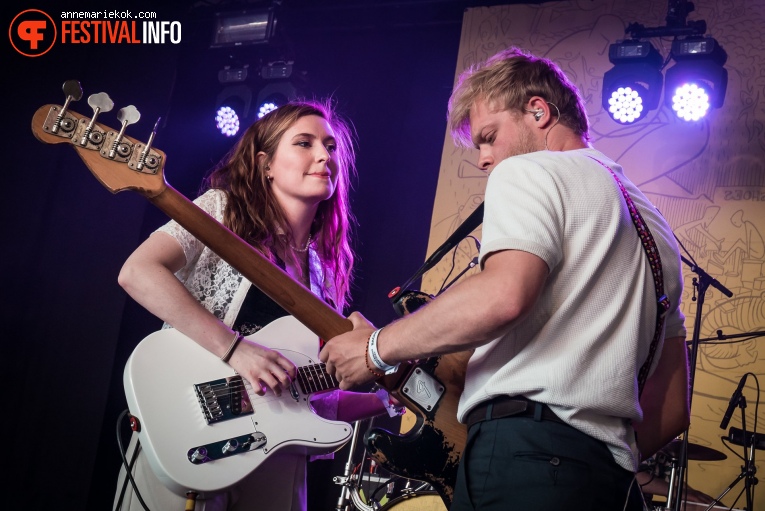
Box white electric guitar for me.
[32,82,470,506]
[124,315,350,495]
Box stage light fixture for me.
[218,64,249,84]
[664,37,728,121]
[215,106,240,137]
[255,83,295,119]
[210,8,275,48]
[602,41,663,124]
[214,84,252,137]
[255,61,300,118]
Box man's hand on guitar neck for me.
[320,311,378,390]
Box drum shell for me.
[380,491,446,511]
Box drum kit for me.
[646,439,738,511]
[341,475,444,511]
[332,420,446,511]
[333,466,445,510]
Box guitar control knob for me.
[190,447,208,464]
[222,439,239,454]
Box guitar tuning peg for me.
[51,79,83,134]
[137,117,161,171]
[108,105,141,159]
[118,105,141,126]
[63,79,83,102]
[88,92,114,113]
[79,92,114,146]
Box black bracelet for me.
[638,471,655,488]
[221,331,243,363]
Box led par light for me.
[602,41,664,124]
[665,37,728,121]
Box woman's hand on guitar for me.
[320,311,378,390]
[228,340,297,396]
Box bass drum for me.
[380,491,446,511]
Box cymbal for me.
[661,439,727,461]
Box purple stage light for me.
[601,41,662,125]
[607,86,645,124]
[257,102,279,118]
[663,37,727,122]
[215,106,240,137]
[670,83,710,122]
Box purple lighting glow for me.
[257,102,278,118]
[215,106,240,137]
[670,83,710,122]
[607,86,644,124]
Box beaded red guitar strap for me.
[589,156,671,397]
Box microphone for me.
[720,374,748,430]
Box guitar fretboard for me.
[296,363,338,395]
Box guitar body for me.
[123,315,352,496]
[368,351,471,507]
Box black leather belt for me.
[465,396,566,429]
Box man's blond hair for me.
[448,47,590,147]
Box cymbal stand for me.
[334,421,368,511]
[671,255,734,511]
[663,455,680,511]
[333,420,387,511]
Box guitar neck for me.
[296,362,339,395]
[149,185,353,341]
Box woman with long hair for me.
[113,100,394,511]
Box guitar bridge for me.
[194,375,254,424]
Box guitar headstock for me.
[31,80,167,198]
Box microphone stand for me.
[704,395,757,511]
[388,202,483,315]
[694,330,765,344]
[671,255,733,511]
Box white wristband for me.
[368,328,399,375]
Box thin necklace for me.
[289,233,313,253]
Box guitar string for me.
[201,363,336,398]
[199,370,335,407]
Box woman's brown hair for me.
[205,100,357,310]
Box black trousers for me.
[451,413,645,511]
